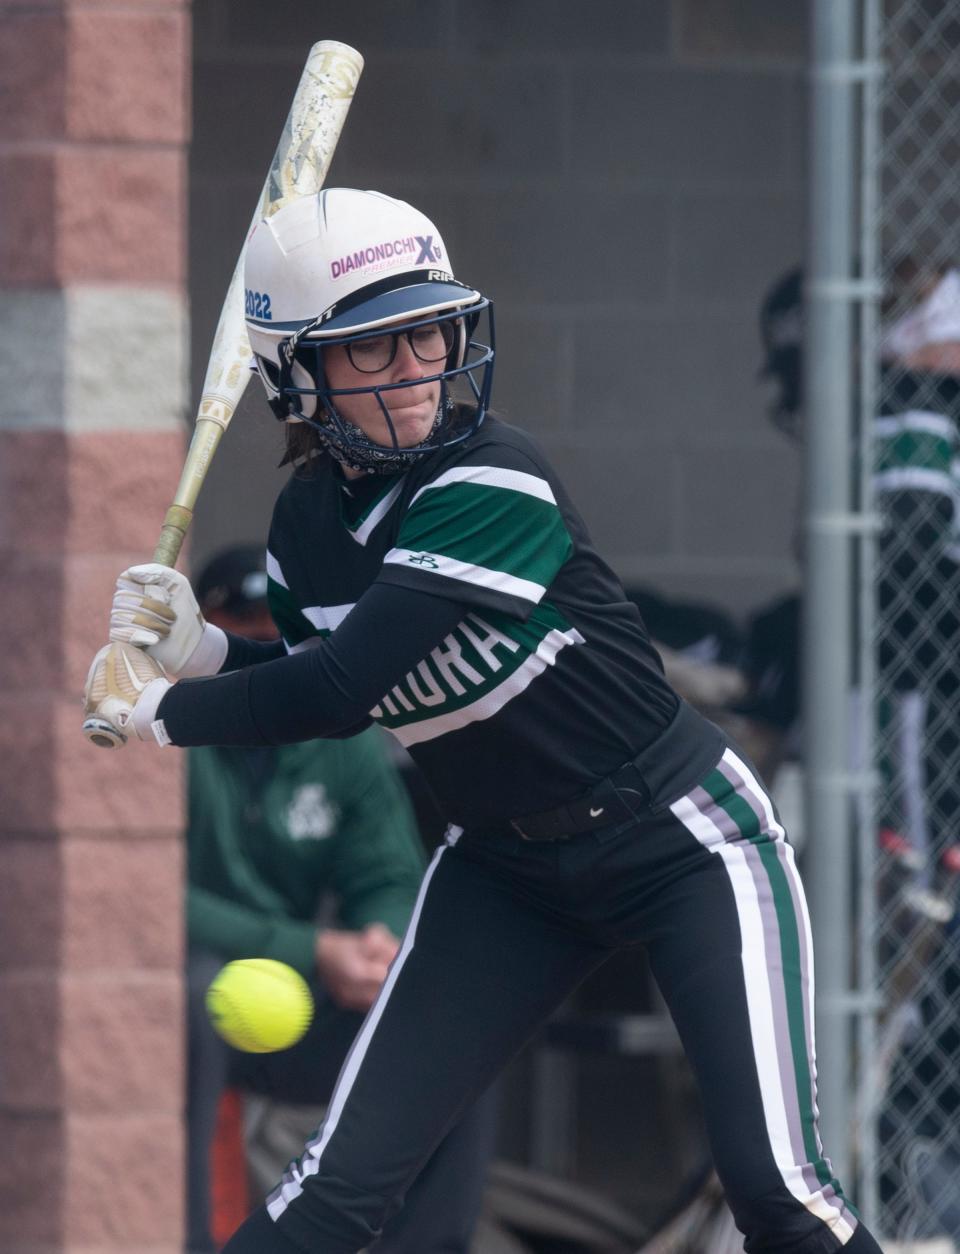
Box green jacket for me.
[186,731,426,978]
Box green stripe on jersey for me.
[396,477,573,597]
[875,427,953,476]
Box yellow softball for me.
[205,958,314,1053]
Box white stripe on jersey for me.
[278,604,355,652]
[409,464,557,507]
[383,548,546,604]
[266,550,288,588]
[350,481,406,546]
[302,603,356,633]
[874,409,955,439]
[287,636,324,656]
[874,466,955,495]
[383,626,584,746]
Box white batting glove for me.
[109,563,228,678]
[83,641,173,746]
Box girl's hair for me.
[280,421,325,474]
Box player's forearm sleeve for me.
[156,582,468,747]
[220,632,286,671]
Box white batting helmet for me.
[243,188,494,471]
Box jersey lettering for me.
[459,618,519,671]
[430,633,484,696]
[371,615,521,725]
[407,661,447,708]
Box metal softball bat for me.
[83,39,363,747]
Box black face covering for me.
[311,398,451,476]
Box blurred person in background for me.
[757,263,960,896]
[757,263,960,1244]
[185,545,495,1254]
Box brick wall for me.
[0,2,190,1249]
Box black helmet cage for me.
[270,302,495,466]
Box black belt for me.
[509,761,648,841]
[507,700,725,843]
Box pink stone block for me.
[64,1112,183,1246]
[0,151,59,284]
[61,973,184,1113]
[0,146,187,286]
[0,972,182,1115]
[66,9,190,144]
[1,562,69,694]
[0,1111,184,1247]
[0,838,183,973]
[57,699,185,833]
[62,837,184,971]
[0,841,63,968]
[0,698,184,833]
[0,13,66,141]
[63,428,189,557]
[0,1112,63,1246]
[0,973,60,1111]
[0,430,187,561]
[0,712,58,832]
[0,1111,184,1248]
[58,146,186,284]
[0,430,68,556]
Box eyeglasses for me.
[344,320,457,374]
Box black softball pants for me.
[222,744,883,1254]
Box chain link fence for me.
[868,0,960,1245]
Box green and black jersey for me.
[875,367,960,691]
[159,416,701,826]
[876,367,960,561]
[261,417,678,824]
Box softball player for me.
[86,189,882,1254]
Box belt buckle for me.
[511,820,545,842]
[510,819,568,842]
[609,760,650,808]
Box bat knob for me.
[82,717,128,749]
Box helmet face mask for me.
[244,188,495,473]
[274,302,495,473]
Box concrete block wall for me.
[190,0,809,623]
[0,2,190,1249]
